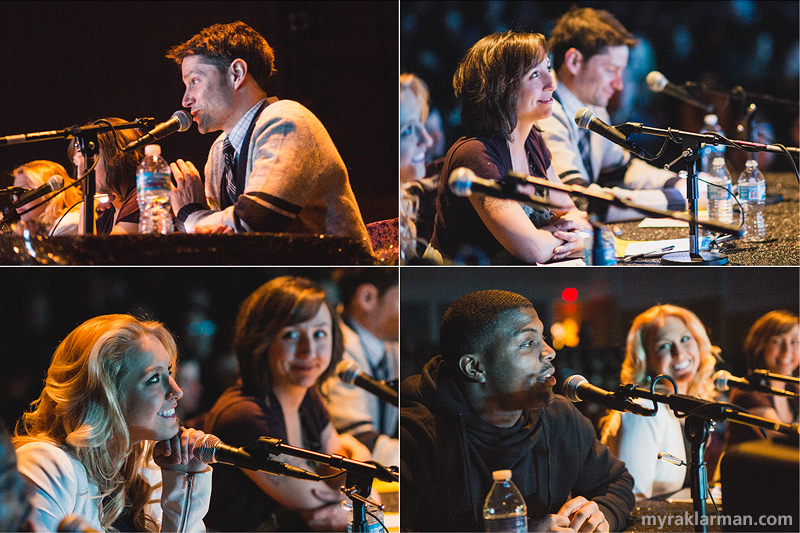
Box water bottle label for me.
[484,516,527,532]
[347,519,384,532]
[739,182,765,201]
[137,171,171,193]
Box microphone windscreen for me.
[712,369,731,391]
[172,110,193,132]
[562,375,587,402]
[192,433,221,463]
[48,175,64,191]
[646,71,667,92]
[448,167,474,196]
[336,358,361,385]
[574,108,595,129]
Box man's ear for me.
[229,58,248,89]
[354,283,379,312]
[564,47,583,75]
[458,354,487,384]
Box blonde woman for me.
[600,305,720,500]
[400,73,434,263]
[14,314,212,531]
[11,160,83,235]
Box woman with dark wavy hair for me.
[204,276,372,532]
[430,31,588,265]
[69,117,147,234]
[726,310,799,446]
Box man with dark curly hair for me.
[166,21,370,246]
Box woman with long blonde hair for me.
[600,305,720,500]
[14,314,212,531]
[11,160,83,235]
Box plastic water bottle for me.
[136,144,174,234]
[582,218,617,265]
[483,470,527,532]
[344,501,384,533]
[699,114,724,174]
[737,159,766,241]
[706,157,733,224]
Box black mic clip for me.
[135,117,156,131]
[617,383,659,416]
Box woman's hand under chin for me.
[153,426,209,473]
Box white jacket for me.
[15,441,212,532]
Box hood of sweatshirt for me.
[401,355,554,529]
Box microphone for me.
[646,71,714,113]
[336,359,399,406]
[123,110,192,151]
[57,515,100,533]
[574,108,648,159]
[563,375,654,416]
[191,434,321,480]
[13,175,64,209]
[712,370,799,398]
[448,167,559,209]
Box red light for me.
[562,288,579,302]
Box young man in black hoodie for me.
[400,290,634,532]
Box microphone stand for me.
[0,119,153,234]
[619,381,800,533]
[504,171,742,264]
[750,369,800,385]
[616,123,800,264]
[749,369,800,389]
[256,437,398,532]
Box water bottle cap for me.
[492,470,512,481]
[144,144,162,156]
[745,159,758,167]
[712,157,725,166]
[703,114,718,126]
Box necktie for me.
[373,349,390,382]
[578,128,594,180]
[371,347,391,434]
[223,137,237,203]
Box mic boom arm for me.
[619,383,800,437]
[505,171,742,236]
[256,437,399,483]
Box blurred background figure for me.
[68,117,146,235]
[9,160,82,236]
[599,305,722,500]
[0,417,38,532]
[322,268,399,467]
[400,73,435,263]
[725,310,799,447]
[175,358,205,425]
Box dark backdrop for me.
[400,267,800,404]
[0,1,398,224]
[0,266,363,434]
[401,0,799,174]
